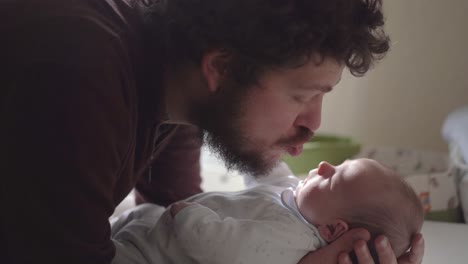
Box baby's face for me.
[295,158,395,225]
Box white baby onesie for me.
[112,172,326,264]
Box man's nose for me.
[293,96,323,132]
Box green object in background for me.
[425,207,464,223]
[282,134,361,176]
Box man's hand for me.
[298,229,425,264]
[170,201,197,217]
[394,233,424,264]
[298,228,371,264]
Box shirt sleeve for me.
[134,125,204,207]
[172,204,316,264]
[1,16,133,263]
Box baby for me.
[111,159,424,264]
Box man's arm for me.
[298,229,424,264]
[1,16,132,263]
[134,125,204,207]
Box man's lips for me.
[281,131,313,157]
[286,144,304,157]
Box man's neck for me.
[163,64,207,124]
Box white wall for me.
[319,0,468,152]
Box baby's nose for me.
[317,161,335,178]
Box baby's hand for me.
[170,201,197,217]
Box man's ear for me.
[317,219,349,243]
[201,49,231,93]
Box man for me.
[0,0,424,263]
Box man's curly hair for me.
[146,0,389,85]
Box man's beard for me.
[189,80,312,177]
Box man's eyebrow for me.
[298,84,333,93]
[300,78,341,93]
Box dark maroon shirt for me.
[0,0,202,263]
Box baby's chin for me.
[293,188,305,208]
[295,194,314,221]
[301,210,319,226]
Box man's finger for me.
[354,239,375,264]
[298,228,370,264]
[329,228,371,256]
[338,252,353,264]
[375,235,397,264]
[397,233,425,264]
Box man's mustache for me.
[277,127,314,147]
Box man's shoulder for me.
[1,0,125,28]
[1,0,136,59]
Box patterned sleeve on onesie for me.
[173,204,319,264]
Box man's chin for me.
[203,131,281,176]
[244,153,283,177]
[222,150,281,177]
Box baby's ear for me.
[317,219,349,242]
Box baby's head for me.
[295,158,424,261]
